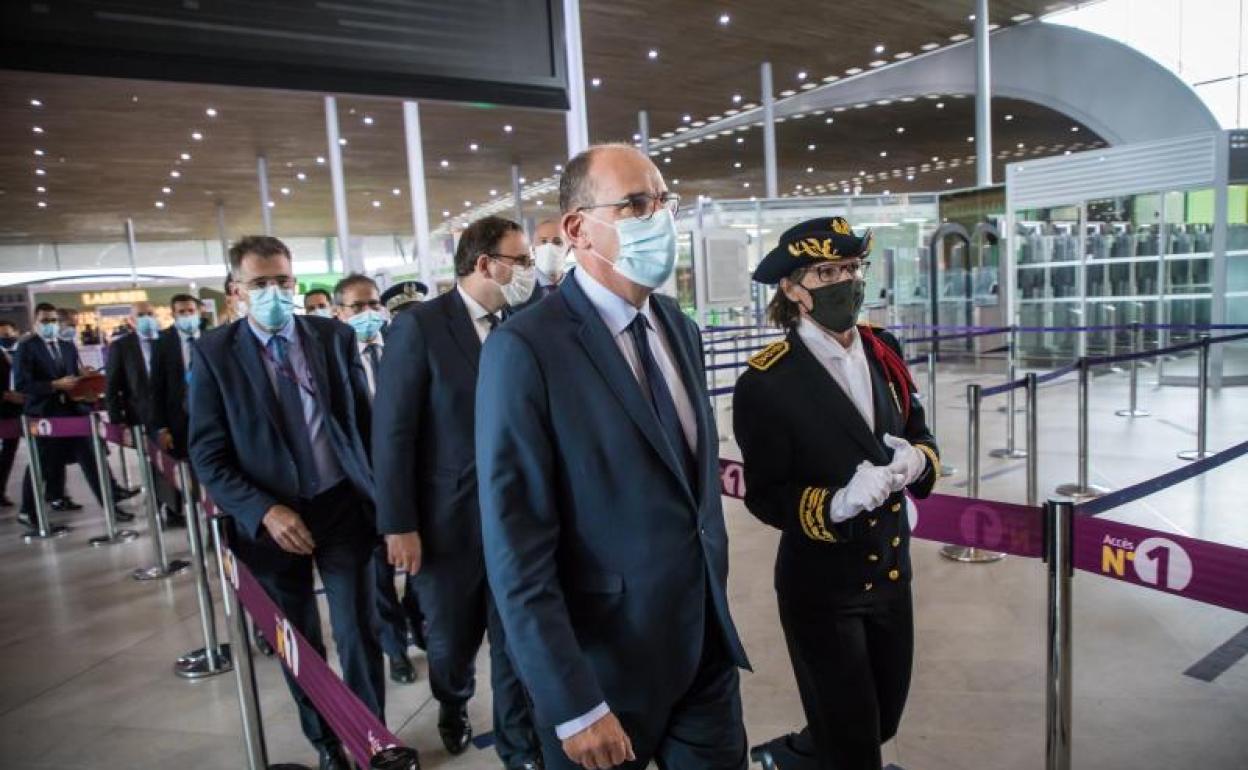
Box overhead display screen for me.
[1,0,569,109]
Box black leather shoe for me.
[437,702,472,755]
[114,486,140,501]
[113,508,136,523]
[508,760,543,770]
[317,744,350,770]
[16,512,33,528]
[254,630,275,657]
[389,654,417,684]
[750,731,818,770]
[50,498,82,511]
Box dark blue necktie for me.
[267,335,321,498]
[49,342,64,376]
[627,314,696,488]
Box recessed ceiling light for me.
[555,163,563,171]
[317,156,326,164]
[797,71,807,80]
[205,107,217,117]
[170,170,181,178]
[874,43,886,54]
[648,49,659,60]
[464,200,471,207]
[180,152,191,160]
[825,117,834,124]
[682,114,691,123]
[733,161,742,168]
[743,182,751,188]
[590,77,602,88]
[392,188,401,196]
[32,126,43,134]
[672,178,680,185]
[37,201,47,208]
[780,89,796,97]
[296,172,307,180]
[718,12,730,25]
[33,149,44,156]
[896,126,906,133]
[503,124,513,133]
[469,142,479,151]
[36,186,45,193]
[732,94,742,104]
[932,156,940,162]
[439,159,449,168]
[278,187,290,195]
[162,186,172,194]
[663,156,671,163]
[879,151,888,157]
[806,166,814,173]
[372,200,381,208]
[1004,114,1014,121]
[442,210,450,217]
[489,189,498,196]
[338,138,348,146]
[1071,126,1080,132]
[131,95,139,103]
[35,168,46,176]
[1017,142,1025,149]
[267,201,275,208]
[519,176,526,183]
[191,131,203,141]
[363,115,374,125]
[30,99,42,107]
[154,201,165,208]
[946,177,954,184]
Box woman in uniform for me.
[733,216,940,770]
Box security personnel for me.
[379,280,428,316]
[733,216,940,770]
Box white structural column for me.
[215,201,230,269]
[124,217,139,285]
[638,110,650,155]
[563,0,589,157]
[324,96,359,273]
[974,0,993,187]
[402,101,434,289]
[256,155,273,235]
[511,164,524,224]
[761,61,778,198]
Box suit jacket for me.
[0,348,22,419]
[13,335,85,417]
[148,327,192,457]
[188,316,374,538]
[732,327,939,604]
[475,270,750,730]
[372,288,485,555]
[105,332,154,427]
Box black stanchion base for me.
[940,545,1006,563]
[131,558,191,581]
[22,524,71,543]
[174,644,233,679]
[1054,482,1111,501]
[370,746,421,770]
[1177,450,1214,461]
[994,404,1026,414]
[938,464,957,478]
[89,529,140,547]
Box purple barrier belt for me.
[149,439,182,489]
[717,458,1044,557]
[1077,439,1248,517]
[0,419,19,440]
[1073,517,1248,614]
[220,543,407,765]
[101,421,132,447]
[25,415,93,438]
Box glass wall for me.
[1015,204,1082,360]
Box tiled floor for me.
[1,357,1246,769]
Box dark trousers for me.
[0,436,19,498]
[232,483,385,751]
[370,541,425,660]
[779,588,914,770]
[415,551,538,764]
[537,603,749,770]
[21,436,104,513]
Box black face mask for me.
[0,337,15,350]
[802,279,865,333]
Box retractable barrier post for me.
[174,460,232,679]
[1178,334,1212,461]
[1026,373,1039,507]
[87,413,138,546]
[1044,498,1074,770]
[116,443,136,495]
[926,352,956,477]
[708,344,723,439]
[990,366,1027,459]
[19,415,70,542]
[1056,358,1110,500]
[996,326,1024,414]
[1116,322,1150,418]
[1104,307,1122,373]
[130,426,190,581]
[941,384,1004,563]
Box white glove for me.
[829,461,903,523]
[884,433,927,490]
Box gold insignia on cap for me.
[787,237,842,260]
[748,340,790,371]
[830,217,852,235]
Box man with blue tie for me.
[189,236,382,770]
[105,300,164,522]
[373,216,540,769]
[476,144,751,770]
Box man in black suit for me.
[189,236,382,770]
[149,294,202,461]
[106,301,165,521]
[373,216,539,769]
[0,321,25,507]
[531,218,566,299]
[14,303,110,526]
[476,144,750,770]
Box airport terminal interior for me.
[1,1,1247,769]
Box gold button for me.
[892,536,901,547]
[868,554,879,562]
[891,502,902,512]
[868,518,878,527]
[864,582,873,591]
[888,569,900,581]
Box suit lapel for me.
[789,333,889,464]
[649,297,706,500]
[230,322,282,436]
[444,289,482,373]
[296,318,334,419]
[562,275,694,500]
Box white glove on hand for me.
[883,433,927,490]
[829,461,903,523]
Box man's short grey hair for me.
[558,142,641,214]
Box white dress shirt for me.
[357,334,384,398]
[456,284,501,344]
[553,268,699,741]
[138,334,155,375]
[797,318,874,429]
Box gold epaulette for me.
[747,340,790,371]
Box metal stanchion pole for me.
[926,351,956,477]
[87,413,138,546]
[1026,373,1039,507]
[1178,334,1212,460]
[941,384,1005,563]
[117,444,137,495]
[1104,306,1122,373]
[1056,358,1110,500]
[1116,322,1150,418]
[131,426,189,580]
[1044,498,1074,770]
[20,416,70,542]
[990,370,1027,459]
[996,325,1024,414]
[174,461,232,679]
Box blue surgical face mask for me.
[588,208,678,289]
[58,326,77,343]
[346,309,385,342]
[136,315,159,338]
[248,285,295,330]
[175,315,200,335]
[309,307,334,319]
[38,322,60,341]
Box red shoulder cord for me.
[857,325,916,422]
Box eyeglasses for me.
[242,275,295,291]
[810,260,870,284]
[341,299,383,314]
[577,191,680,221]
[487,253,533,269]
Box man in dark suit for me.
[189,236,382,770]
[106,300,166,521]
[14,303,110,526]
[531,218,566,299]
[476,144,751,770]
[373,216,539,769]
[0,321,25,507]
[149,294,202,460]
